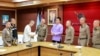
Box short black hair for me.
[56,17,61,21]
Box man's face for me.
[6,22,11,28]
[41,19,45,24]
[93,20,100,27]
[30,21,34,27]
[11,19,16,24]
[55,19,60,24]
[80,17,85,24]
[66,21,71,27]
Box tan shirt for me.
[36,24,48,38]
[79,23,90,44]
[64,26,74,44]
[2,28,12,45]
[92,26,100,44]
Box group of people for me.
[2,18,18,47]
[2,17,100,49]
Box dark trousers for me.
[52,40,61,43]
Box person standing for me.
[64,20,74,45]
[23,20,35,43]
[78,17,90,46]
[51,17,63,43]
[11,18,18,45]
[2,22,13,47]
[36,19,48,42]
[92,20,100,49]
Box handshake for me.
[29,32,36,38]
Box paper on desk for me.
[0,49,6,52]
[75,46,83,48]
[49,43,58,47]
[30,32,38,42]
[29,32,36,36]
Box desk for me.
[40,47,74,56]
[0,42,100,56]
[0,43,38,56]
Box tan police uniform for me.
[92,26,100,49]
[78,24,90,46]
[36,24,48,41]
[64,26,74,44]
[2,28,13,46]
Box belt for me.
[80,38,87,40]
[66,39,71,41]
[7,41,12,43]
[38,35,45,37]
[95,44,100,45]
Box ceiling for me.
[0,0,33,2]
[0,0,100,9]
[0,0,12,2]
[0,0,100,2]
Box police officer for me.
[92,20,100,49]
[2,22,13,47]
[78,17,90,46]
[64,20,74,45]
[36,19,48,42]
[11,18,18,46]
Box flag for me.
[36,11,41,28]
[34,9,42,42]
[36,8,44,28]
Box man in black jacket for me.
[11,18,18,46]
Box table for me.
[0,42,100,56]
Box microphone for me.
[57,43,64,48]
[26,41,32,47]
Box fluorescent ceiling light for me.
[13,0,28,2]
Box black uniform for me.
[11,24,18,45]
[11,24,18,39]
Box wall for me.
[17,8,37,32]
[63,1,100,45]
[0,10,15,31]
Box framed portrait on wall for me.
[47,8,58,25]
[2,15,9,25]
